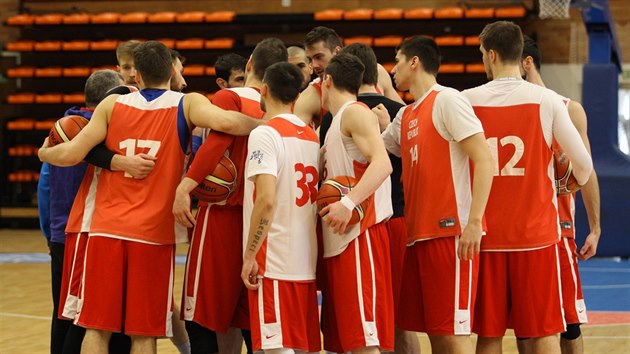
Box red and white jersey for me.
[65,165,101,233]
[89,90,188,245]
[382,84,484,244]
[463,79,568,250]
[321,101,393,257]
[243,114,320,281]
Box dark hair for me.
[133,41,172,87]
[522,35,541,70]
[116,40,141,63]
[263,62,303,104]
[339,43,378,86]
[479,21,524,63]
[251,37,288,80]
[396,36,441,75]
[84,69,123,107]
[304,26,343,52]
[214,53,247,80]
[170,49,186,65]
[325,53,364,95]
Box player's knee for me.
[561,323,581,340]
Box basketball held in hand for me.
[553,145,582,195]
[48,115,89,146]
[192,154,237,203]
[317,175,369,225]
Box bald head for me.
[287,46,312,90]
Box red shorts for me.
[397,236,478,335]
[182,205,249,332]
[249,279,320,352]
[75,236,175,337]
[322,223,394,352]
[386,216,407,314]
[59,232,88,320]
[558,237,588,324]
[474,245,566,338]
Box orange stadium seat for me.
[438,63,465,73]
[63,67,91,77]
[63,93,86,104]
[403,8,433,19]
[147,12,177,23]
[6,119,35,130]
[90,66,117,73]
[7,14,35,26]
[35,120,56,130]
[176,11,206,23]
[373,36,403,47]
[343,8,374,21]
[62,13,90,24]
[35,67,63,77]
[183,65,206,76]
[435,36,464,46]
[6,41,35,51]
[205,38,235,49]
[7,93,35,104]
[7,67,35,78]
[381,62,395,73]
[466,63,486,73]
[465,35,481,46]
[176,38,204,50]
[434,7,464,19]
[204,11,236,22]
[62,40,90,51]
[120,12,148,24]
[374,8,403,20]
[34,41,62,51]
[205,66,216,76]
[157,38,176,48]
[495,6,526,18]
[314,9,343,21]
[465,8,495,18]
[90,12,120,24]
[90,40,118,51]
[34,14,63,25]
[35,93,63,104]
[343,36,373,46]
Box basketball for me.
[553,145,582,195]
[317,175,370,225]
[48,115,89,146]
[192,154,238,203]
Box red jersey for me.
[185,87,263,206]
[65,165,100,233]
[89,90,188,245]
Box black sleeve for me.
[84,143,115,170]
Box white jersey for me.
[321,101,393,257]
[243,114,320,281]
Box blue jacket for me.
[37,107,93,244]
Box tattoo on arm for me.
[249,218,269,253]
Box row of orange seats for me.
[7,92,86,104]
[6,11,236,26]
[6,65,218,78]
[6,119,55,130]
[382,62,486,75]
[344,35,480,47]
[7,145,40,156]
[315,7,526,21]
[5,38,235,52]
[8,170,40,182]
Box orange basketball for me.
[192,154,237,203]
[317,175,370,225]
[553,145,582,195]
[48,115,89,146]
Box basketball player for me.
[377,36,494,354]
[171,49,187,92]
[318,43,420,353]
[516,35,601,354]
[241,61,321,354]
[38,41,262,354]
[116,40,141,86]
[461,21,593,354]
[172,38,288,354]
[215,53,247,89]
[294,26,403,128]
[318,53,394,353]
[287,46,313,90]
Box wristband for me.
[340,195,356,211]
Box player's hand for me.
[41,137,50,149]
[320,201,352,235]
[116,154,156,179]
[372,103,391,132]
[241,257,260,290]
[578,230,600,261]
[458,220,482,261]
[172,187,195,228]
